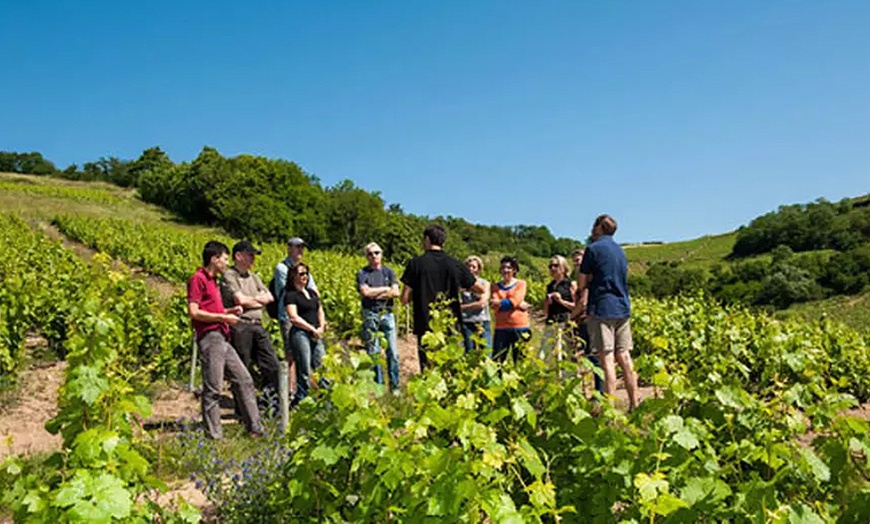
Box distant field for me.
[623,232,736,273]
[0,172,224,235]
[780,291,870,334]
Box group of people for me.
[186,215,638,440]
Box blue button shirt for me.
[579,235,631,319]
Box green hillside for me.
[2,171,868,333]
[624,232,737,273]
[3,172,870,522]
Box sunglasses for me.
[367,250,382,256]
[549,263,559,268]
[297,271,309,276]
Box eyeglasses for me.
[549,263,559,268]
[297,272,309,277]
[367,251,382,256]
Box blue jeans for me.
[362,310,400,391]
[289,328,325,404]
[461,321,492,353]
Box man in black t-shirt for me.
[357,242,400,391]
[401,224,483,370]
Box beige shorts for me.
[588,317,632,354]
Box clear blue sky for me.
[1,1,868,243]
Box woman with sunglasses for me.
[460,256,492,352]
[284,262,326,405]
[540,255,576,366]
[490,256,531,363]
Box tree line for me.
[632,196,870,308]
[0,148,579,265]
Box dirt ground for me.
[0,361,65,459]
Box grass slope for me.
[623,232,737,272]
[780,290,870,334]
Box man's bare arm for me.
[189,302,240,325]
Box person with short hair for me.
[490,256,531,363]
[274,237,318,391]
[187,240,263,439]
[460,256,492,352]
[401,224,483,370]
[284,262,327,405]
[539,255,575,365]
[574,214,639,409]
[220,240,280,403]
[357,242,401,391]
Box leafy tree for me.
[822,245,870,294]
[324,179,387,250]
[645,262,709,299]
[0,151,58,175]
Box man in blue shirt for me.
[575,215,639,410]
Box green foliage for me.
[0,213,199,522]
[733,197,870,257]
[0,213,90,373]
[0,178,128,207]
[51,213,410,339]
[0,151,59,176]
[641,262,709,299]
[7,146,581,261]
[207,297,870,522]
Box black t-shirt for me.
[284,289,321,328]
[401,250,476,336]
[356,266,397,311]
[546,279,573,323]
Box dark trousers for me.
[493,328,531,364]
[575,322,604,394]
[416,334,430,372]
[230,321,280,397]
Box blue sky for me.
[1,1,868,243]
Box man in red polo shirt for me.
[188,240,263,439]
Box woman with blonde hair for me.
[460,255,491,352]
[539,255,576,366]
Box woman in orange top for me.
[490,256,531,363]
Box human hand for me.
[224,314,240,326]
[571,303,586,322]
[518,301,530,311]
[227,305,243,316]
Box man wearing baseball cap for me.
[274,237,319,392]
[221,240,280,404]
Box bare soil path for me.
[0,360,64,459]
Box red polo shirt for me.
[188,267,230,341]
